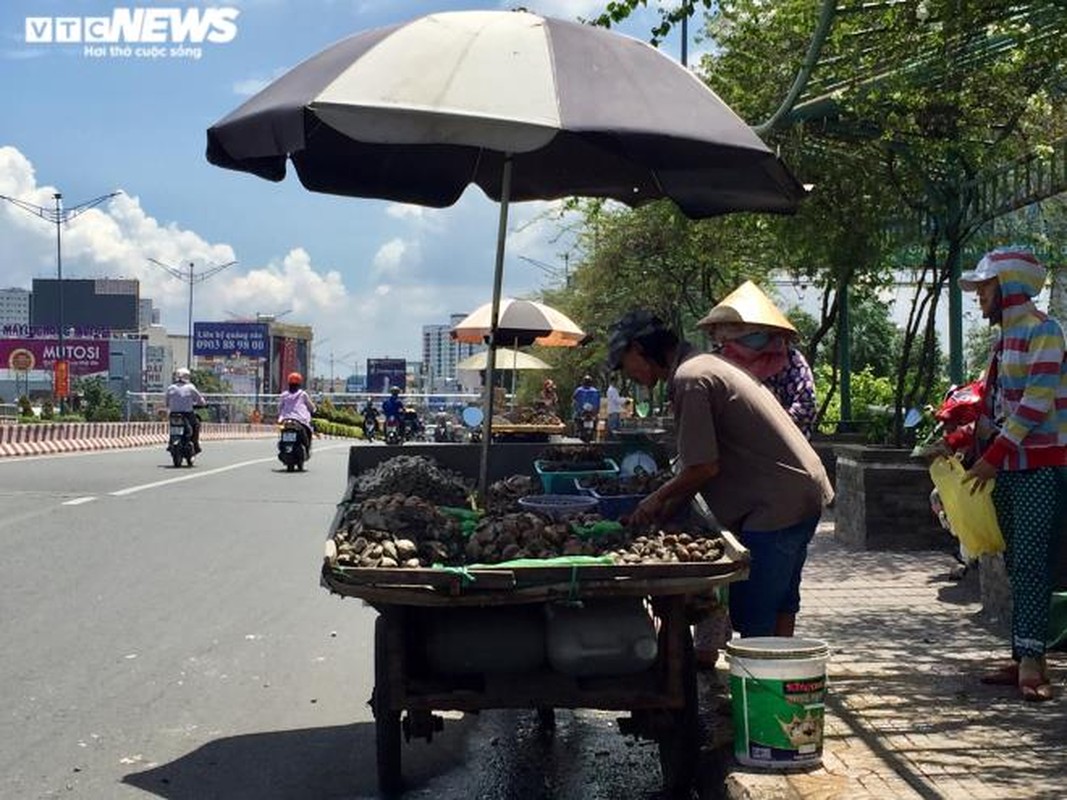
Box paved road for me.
[0,442,668,800]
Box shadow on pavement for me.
[122,719,471,800]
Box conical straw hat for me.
[697,280,797,333]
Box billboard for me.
[31,278,138,331]
[0,338,109,375]
[193,322,269,357]
[144,346,167,392]
[366,358,407,393]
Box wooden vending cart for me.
[321,478,749,797]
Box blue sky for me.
[0,0,683,370]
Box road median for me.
[0,421,277,457]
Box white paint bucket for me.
[726,636,830,769]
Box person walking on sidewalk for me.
[607,310,834,654]
[960,247,1067,703]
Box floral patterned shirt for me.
[763,347,817,438]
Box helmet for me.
[175,367,191,381]
[287,372,303,385]
[390,387,400,395]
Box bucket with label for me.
[726,636,829,769]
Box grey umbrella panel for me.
[205,9,808,499]
[206,13,805,218]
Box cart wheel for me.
[374,616,403,797]
[658,628,699,798]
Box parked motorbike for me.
[277,418,310,472]
[578,404,598,443]
[910,380,986,576]
[433,413,457,443]
[167,412,196,468]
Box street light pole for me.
[147,258,238,367]
[0,189,122,412]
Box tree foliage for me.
[77,376,123,422]
[568,0,1066,441]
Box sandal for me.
[980,663,1019,686]
[1019,658,1054,702]
[1020,681,1054,702]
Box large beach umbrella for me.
[205,8,806,498]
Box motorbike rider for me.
[277,372,316,453]
[165,367,206,454]
[382,386,405,429]
[360,398,380,440]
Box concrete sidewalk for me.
[717,518,1066,800]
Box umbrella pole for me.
[478,155,513,504]
[510,337,518,408]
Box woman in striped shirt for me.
[961,247,1067,703]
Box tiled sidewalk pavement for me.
[721,520,1066,800]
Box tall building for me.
[421,314,481,392]
[138,298,160,331]
[0,287,30,326]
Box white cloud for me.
[0,144,348,342]
[372,237,416,278]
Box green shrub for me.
[313,419,364,439]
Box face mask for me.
[735,331,772,350]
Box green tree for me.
[190,369,227,393]
[78,377,123,422]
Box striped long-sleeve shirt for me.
[978,250,1067,471]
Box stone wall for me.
[832,444,954,551]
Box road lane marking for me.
[63,496,97,506]
[110,443,350,497]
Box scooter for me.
[578,404,598,443]
[910,380,986,575]
[384,414,403,445]
[362,408,380,441]
[402,408,424,441]
[277,418,309,472]
[167,412,196,468]
[433,414,456,443]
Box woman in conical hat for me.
[698,280,817,438]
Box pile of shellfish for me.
[580,470,672,496]
[351,455,472,507]
[463,511,629,563]
[327,455,726,570]
[485,474,540,514]
[332,493,467,568]
[604,531,724,565]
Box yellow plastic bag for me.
[928,455,1005,556]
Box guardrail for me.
[0,421,277,458]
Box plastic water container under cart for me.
[545,598,659,677]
